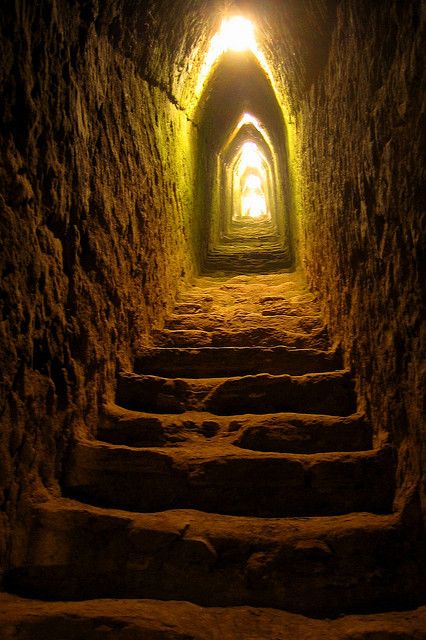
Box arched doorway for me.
[194,49,294,273]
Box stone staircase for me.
[4,272,424,637]
[206,215,292,273]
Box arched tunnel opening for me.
[0,0,424,635]
[193,30,294,274]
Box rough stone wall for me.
[297,0,425,516]
[1,0,423,586]
[0,0,195,579]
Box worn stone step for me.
[116,371,357,416]
[219,232,281,243]
[204,248,292,271]
[2,595,426,640]
[135,346,341,378]
[172,301,321,319]
[232,412,373,453]
[179,272,313,297]
[208,243,286,256]
[171,286,321,316]
[204,256,292,275]
[165,312,324,335]
[65,440,394,517]
[179,278,315,294]
[221,231,278,243]
[98,404,373,452]
[153,327,329,350]
[6,498,422,616]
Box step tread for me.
[98,403,372,452]
[144,345,333,354]
[157,326,329,349]
[74,435,388,464]
[1,594,425,640]
[119,369,352,385]
[117,370,357,416]
[166,312,323,328]
[65,440,395,516]
[135,345,341,377]
[27,496,402,541]
[7,498,421,615]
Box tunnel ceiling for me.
[223,124,275,168]
[195,52,285,152]
[194,43,293,274]
[0,0,424,618]
[103,0,337,114]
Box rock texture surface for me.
[0,0,196,575]
[1,595,426,640]
[6,273,425,632]
[0,0,424,636]
[297,0,425,521]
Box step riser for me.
[233,415,372,453]
[6,504,417,616]
[65,443,394,517]
[6,269,408,623]
[153,329,330,350]
[117,372,357,416]
[2,598,426,640]
[98,406,373,453]
[135,347,341,378]
[166,315,323,334]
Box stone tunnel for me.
[0,0,424,637]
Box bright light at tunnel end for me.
[237,142,270,221]
[218,16,256,52]
[196,16,258,96]
[195,12,291,129]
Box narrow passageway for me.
[4,268,415,624]
[0,0,424,637]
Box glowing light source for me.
[240,142,264,171]
[239,113,261,129]
[244,174,262,190]
[217,17,256,52]
[194,14,294,139]
[235,141,270,220]
[242,191,267,219]
[224,113,274,169]
[196,16,259,96]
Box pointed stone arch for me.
[193,51,294,273]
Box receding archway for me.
[194,50,294,273]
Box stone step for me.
[180,271,311,293]
[6,498,421,616]
[203,256,291,275]
[205,247,291,266]
[172,287,320,310]
[208,242,285,255]
[210,244,286,257]
[98,404,373,453]
[175,294,318,309]
[2,595,426,640]
[219,230,280,242]
[135,346,341,378]
[153,327,329,350]
[171,302,322,319]
[65,440,394,516]
[165,312,323,334]
[177,282,315,304]
[116,370,357,416]
[220,231,278,242]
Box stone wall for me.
[0,0,423,585]
[0,0,196,579]
[297,0,425,517]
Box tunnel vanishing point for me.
[0,1,425,638]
